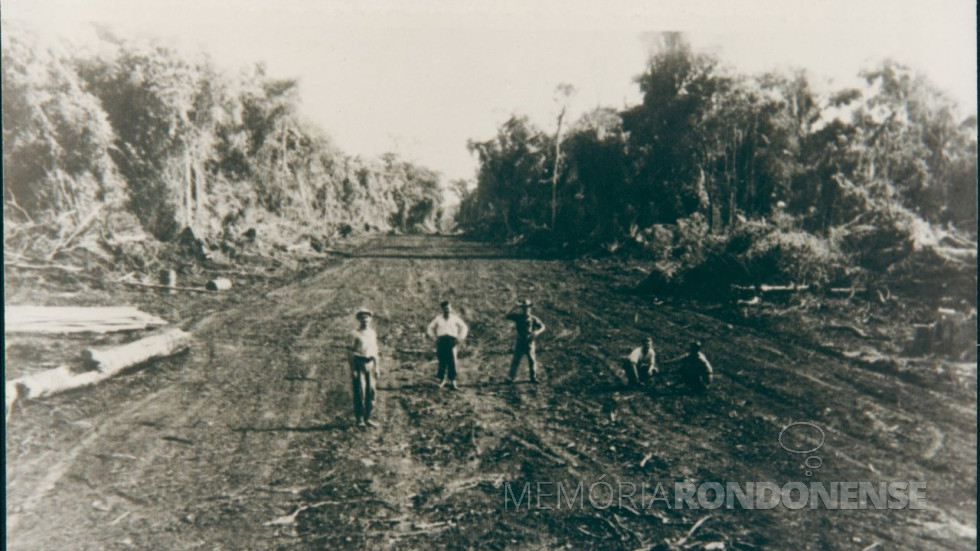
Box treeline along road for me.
[5,235,975,550]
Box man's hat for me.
[517,299,533,307]
[355,307,373,318]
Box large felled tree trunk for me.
[7,329,192,421]
[82,328,192,373]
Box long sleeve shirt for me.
[427,314,469,341]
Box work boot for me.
[450,380,458,390]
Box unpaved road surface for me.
[6,235,977,549]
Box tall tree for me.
[550,83,576,230]
[2,23,123,227]
[621,32,731,225]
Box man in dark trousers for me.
[678,340,713,393]
[348,308,380,427]
[506,299,546,383]
[426,300,469,389]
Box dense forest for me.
[2,22,447,268]
[3,25,976,300]
[458,33,977,298]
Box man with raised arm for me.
[506,299,546,383]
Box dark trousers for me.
[682,371,709,393]
[622,360,655,386]
[351,356,377,421]
[622,359,640,386]
[436,336,458,381]
[509,341,537,380]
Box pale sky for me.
[4,0,976,183]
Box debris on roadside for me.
[6,328,192,422]
[82,328,192,373]
[205,278,232,291]
[4,306,168,334]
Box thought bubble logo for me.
[778,421,825,476]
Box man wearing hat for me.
[678,340,713,393]
[349,308,380,427]
[426,300,469,389]
[506,299,546,383]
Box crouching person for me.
[622,337,658,387]
[349,308,380,427]
[679,341,713,393]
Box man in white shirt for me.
[623,337,657,387]
[349,308,380,427]
[426,300,469,389]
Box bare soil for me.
[5,235,976,550]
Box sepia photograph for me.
[3,0,977,549]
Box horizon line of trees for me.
[457,33,978,258]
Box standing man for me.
[506,299,546,383]
[349,308,380,428]
[623,337,657,387]
[426,300,469,389]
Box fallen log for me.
[5,306,168,334]
[83,328,192,373]
[731,283,812,295]
[5,262,84,273]
[45,205,102,261]
[205,278,232,291]
[118,280,212,294]
[828,287,867,297]
[827,324,870,339]
[673,515,712,548]
[8,329,192,415]
[10,365,104,401]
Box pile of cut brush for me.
[3,204,350,424]
[3,213,237,423]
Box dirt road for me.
[5,235,976,549]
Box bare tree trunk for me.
[728,129,738,228]
[83,328,192,373]
[184,149,193,230]
[280,124,288,191]
[551,106,565,230]
[193,161,205,230]
[747,119,757,215]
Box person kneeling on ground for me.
[677,341,713,393]
[623,337,657,387]
[349,308,380,427]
